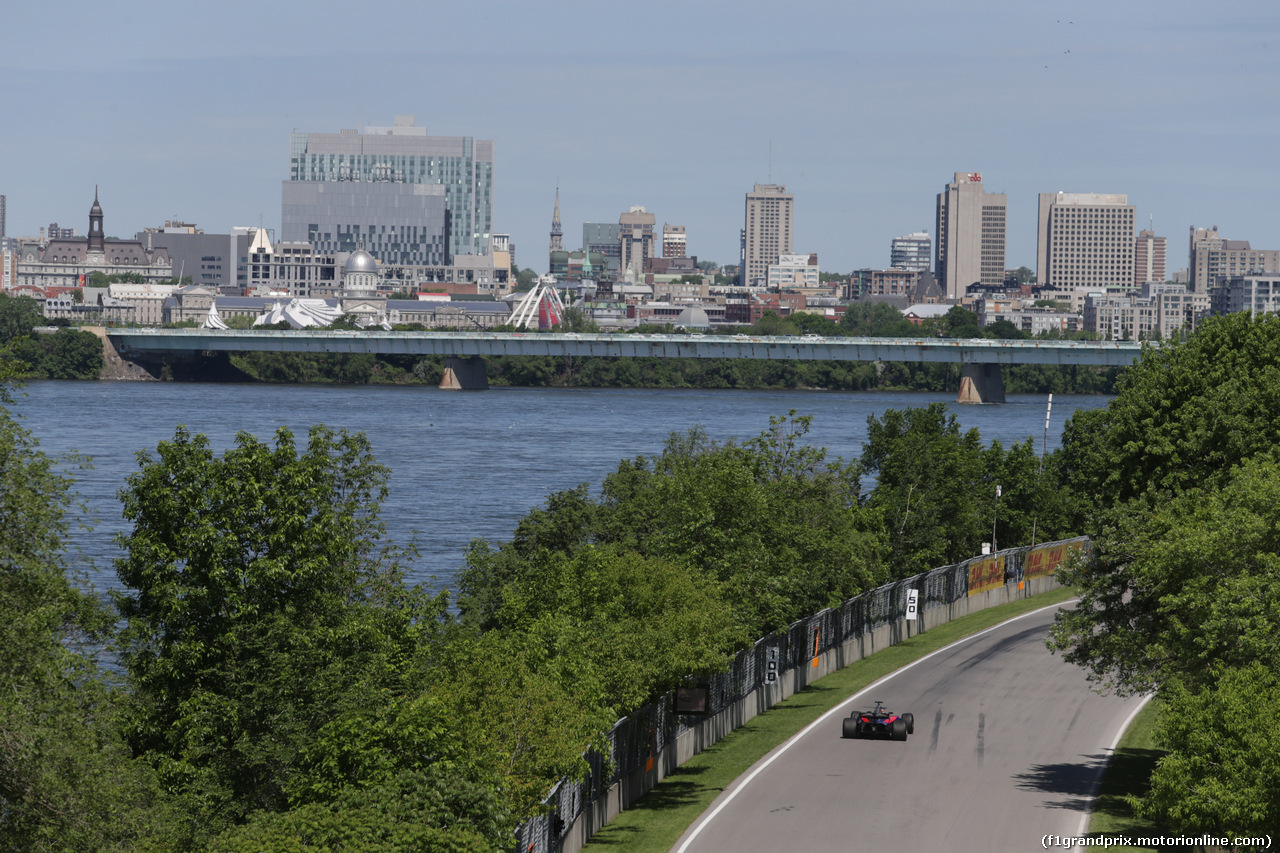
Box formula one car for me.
[842,700,914,741]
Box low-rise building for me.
[1209,273,1280,318]
[767,253,820,289]
[1084,282,1207,340]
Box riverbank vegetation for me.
[4,312,1275,850]
[0,293,104,380]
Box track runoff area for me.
[671,600,1157,853]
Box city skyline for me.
[2,1,1276,274]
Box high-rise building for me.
[1134,229,1167,285]
[0,194,7,245]
[1188,226,1280,292]
[935,173,1006,299]
[663,224,687,258]
[285,115,493,259]
[619,206,655,277]
[891,231,932,271]
[281,182,450,266]
[742,184,793,288]
[583,222,622,273]
[1036,192,1136,291]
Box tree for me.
[941,305,981,339]
[1134,663,1280,838]
[0,294,44,344]
[0,406,180,851]
[597,414,886,634]
[1054,311,1280,526]
[14,329,105,379]
[515,267,538,290]
[983,318,1026,340]
[460,413,886,639]
[840,301,917,337]
[1048,454,1280,696]
[113,425,446,833]
[860,403,989,574]
[207,767,509,853]
[786,312,842,337]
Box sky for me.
[3,0,1277,275]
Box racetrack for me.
[672,602,1145,853]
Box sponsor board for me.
[1024,540,1086,580]
[967,555,1005,596]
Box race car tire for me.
[902,713,914,735]
[891,719,907,741]
[843,718,859,739]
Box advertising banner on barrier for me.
[968,555,1005,596]
[1024,540,1086,580]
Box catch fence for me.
[516,535,1090,853]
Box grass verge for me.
[581,586,1077,852]
[1085,698,1165,851]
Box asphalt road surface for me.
[672,602,1147,853]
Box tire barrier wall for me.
[515,536,1091,853]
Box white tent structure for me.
[509,281,567,330]
[252,299,344,329]
[202,301,229,330]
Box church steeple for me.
[87,186,105,255]
[549,186,563,253]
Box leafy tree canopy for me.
[112,425,460,835]
[0,407,183,851]
[0,294,45,344]
[1048,453,1280,695]
[840,301,917,337]
[1055,312,1280,525]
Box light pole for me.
[992,484,1002,553]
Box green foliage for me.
[1136,664,1280,837]
[88,271,148,286]
[1046,313,1280,836]
[0,408,181,852]
[113,425,440,831]
[840,301,918,336]
[1059,312,1280,523]
[984,318,1027,339]
[860,404,989,573]
[940,305,981,338]
[229,351,376,384]
[558,305,599,333]
[206,767,511,853]
[1049,454,1280,695]
[12,329,105,379]
[515,267,538,290]
[461,413,887,640]
[0,294,45,344]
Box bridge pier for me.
[958,363,1005,404]
[439,356,488,390]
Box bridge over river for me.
[106,329,1146,403]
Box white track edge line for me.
[1072,693,1155,851]
[673,598,1077,853]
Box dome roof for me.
[344,249,377,274]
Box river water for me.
[13,381,1110,598]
